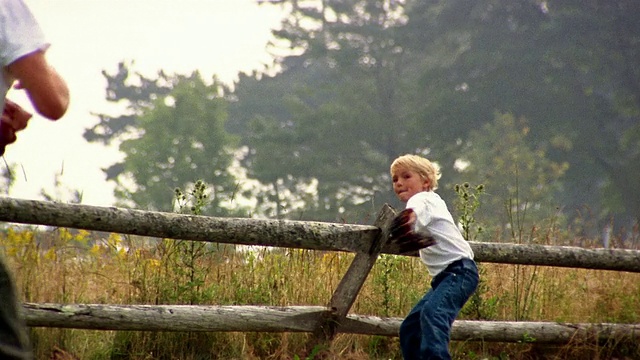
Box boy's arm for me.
[7,50,69,120]
[386,208,436,255]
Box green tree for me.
[409,0,640,229]
[236,0,639,229]
[234,0,434,221]
[107,70,241,215]
[454,113,568,241]
[87,1,640,231]
[85,61,176,147]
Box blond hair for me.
[390,154,442,191]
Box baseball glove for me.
[387,208,436,255]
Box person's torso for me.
[405,191,474,276]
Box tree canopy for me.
[85,0,640,237]
[86,68,242,215]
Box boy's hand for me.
[387,208,436,255]
[1,99,33,155]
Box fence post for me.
[306,204,397,356]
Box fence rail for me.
[1,198,638,272]
[1,197,639,347]
[24,303,640,344]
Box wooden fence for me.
[0,197,639,349]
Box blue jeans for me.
[399,258,479,360]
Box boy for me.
[389,154,479,360]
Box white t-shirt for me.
[406,191,474,277]
[0,0,49,105]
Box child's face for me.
[392,166,430,202]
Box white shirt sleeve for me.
[0,0,49,66]
[0,0,49,103]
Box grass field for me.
[2,224,639,359]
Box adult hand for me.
[387,208,436,255]
[1,99,33,155]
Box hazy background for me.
[4,0,284,206]
[3,0,639,242]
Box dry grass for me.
[1,227,639,359]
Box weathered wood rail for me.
[24,303,640,344]
[1,198,638,272]
[1,197,639,347]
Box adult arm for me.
[7,50,69,120]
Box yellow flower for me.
[107,233,122,249]
[90,244,102,256]
[58,228,73,243]
[146,259,161,268]
[44,248,57,261]
[74,229,91,245]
